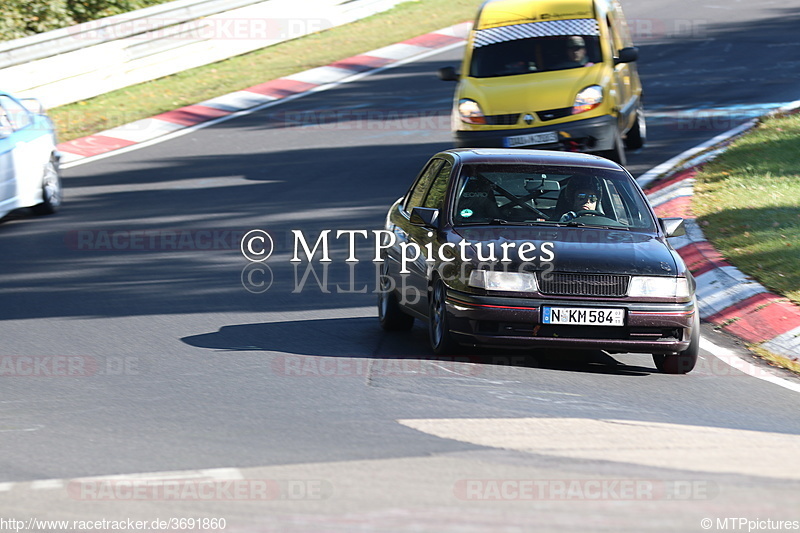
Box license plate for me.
[504,131,559,148]
[542,307,625,326]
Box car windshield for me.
[470,29,602,78]
[452,163,657,231]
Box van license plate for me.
[504,131,559,147]
[542,307,625,326]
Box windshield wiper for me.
[563,221,629,230]
[459,219,554,227]
[489,219,555,226]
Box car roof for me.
[476,0,601,30]
[441,148,626,171]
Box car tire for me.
[625,104,646,150]
[32,154,62,215]
[378,264,414,331]
[597,130,627,166]
[429,278,458,355]
[653,312,700,374]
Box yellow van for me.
[438,0,645,164]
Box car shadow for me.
[181,316,656,377]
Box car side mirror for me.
[410,207,440,229]
[660,217,686,237]
[437,66,459,81]
[615,47,639,65]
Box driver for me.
[559,177,602,222]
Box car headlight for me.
[458,98,487,125]
[628,276,690,299]
[468,270,538,292]
[572,85,603,115]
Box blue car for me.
[0,91,62,220]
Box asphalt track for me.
[1,1,800,531]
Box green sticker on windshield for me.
[460,209,474,218]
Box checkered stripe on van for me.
[473,19,599,48]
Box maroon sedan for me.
[377,149,699,374]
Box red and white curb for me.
[641,100,800,363]
[57,22,471,167]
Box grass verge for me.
[50,0,482,142]
[693,112,800,375]
[693,112,800,306]
[749,345,800,375]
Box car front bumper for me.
[454,114,618,152]
[445,288,696,354]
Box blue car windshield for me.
[452,164,657,231]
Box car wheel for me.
[377,263,414,331]
[597,130,627,166]
[624,103,646,150]
[32,155,62,215]
[429,278,458,355]
[653,312,700,374]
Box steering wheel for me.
[574,209,604,217]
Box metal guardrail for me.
[0,0,263,69]
[1,0,408,108]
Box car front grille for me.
[537,272,630,297]
[485,113,520,125]
[536,107,573,122]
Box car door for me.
[405,159,454,315]
[0,98,18,217]
[391,158,445,314]
[3,96,44,204]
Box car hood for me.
[453,226,679,276]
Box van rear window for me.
[470,19,602,78]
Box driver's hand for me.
[559,211,576,222]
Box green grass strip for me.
[50,0,481,142]
[693,112,800,306]
[749,345,800,375]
